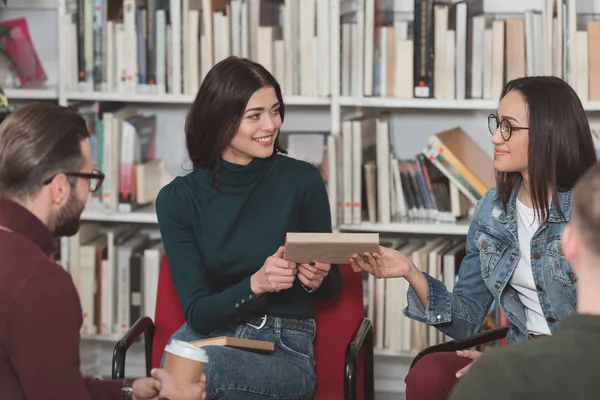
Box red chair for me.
[112,255,375,400]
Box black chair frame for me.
[112,316,375,400]
[409,326,510,369]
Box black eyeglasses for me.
[488,114,529,141]
[43,168,105,193]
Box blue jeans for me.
[160,317,317,400]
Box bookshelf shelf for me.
[339,220,470,236]
[374,348,418,359]
[81,333,123,342]
[66,91,331,106]
[583,102,600,111]
[81,209,158,224]
[339,96,600,112]
[339,96,498,111]
[4,86,58,100]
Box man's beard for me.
[51,191,86,238]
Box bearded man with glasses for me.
[0,103,206,400]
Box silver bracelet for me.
[301,281,319,293]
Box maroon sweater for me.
[0,197,124,399]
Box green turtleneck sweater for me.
[155,154,341,335]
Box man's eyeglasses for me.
[43,168,105,193]
[488,114,529,141]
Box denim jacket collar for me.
[493,176,572,224]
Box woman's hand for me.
[296,261,330,291]
[349,245,415,278]
[251,246,297,296]
[455,350,483,378]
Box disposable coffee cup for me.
[163,340,209,383]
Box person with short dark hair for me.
[449,160,600,400]
[0,103,206,400]
[348,76,597,399]
[155,56,341,399]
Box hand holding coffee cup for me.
[163,340,209,384]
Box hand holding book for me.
[296,261,331,292]
[250,246,297,296]
[348,245,415,279]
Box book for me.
[190,336,275,353]
[283,232,380,264]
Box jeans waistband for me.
[239,314,315,335]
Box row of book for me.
[73,102,164,214]
[65,0,330,98]
[337,112,494,226]
[68,223,164,337]
[342,0,599,101]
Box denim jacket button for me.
[511,252,518,258]
[436,315,441,321]
[536,285,543,291]
[546,316,556,323]
[495,281,502,288]
[481,240,489,249]
[533,252,541,260]
[558,246,564,256]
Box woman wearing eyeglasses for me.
[349,76,597,400]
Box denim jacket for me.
[404,179,577,343]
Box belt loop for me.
[274,316,282,332]
[246,314,267,330]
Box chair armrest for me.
[112,316,155,379]
[344,318,375,400]
[409,326,509,369]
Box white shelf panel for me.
[339,96,498,110]
[374,348,418,359]
[4,86,58,100]
[81,209,158,224]
[583,101,600,111]
[339,220,470,235]
[66,91,330,106]
[81,334,123,342]
[340,96,600,112]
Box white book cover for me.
[351,120,362,223]
[170,0,182,94]
[143,242,164,321]
[482,29,492,100]
[434,4,448,99]
[376,116,390,224]
[342,120,353,225]
[363,0,375,96]
[454,3,467,100]
[156,9,167,93]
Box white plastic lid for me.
[165,340,209,363]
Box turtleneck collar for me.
[215,155,274,193]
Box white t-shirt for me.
[508,199,551,335]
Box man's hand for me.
[296,261,330,291]
[455,349,483,378]
[131,377,159,400]
[150,368,207,400]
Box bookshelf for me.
[6,0,600,396]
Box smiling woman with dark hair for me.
[155,56,341,400]
[348,76,597,400]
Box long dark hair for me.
[185,56,286,186]
[496,76,596,222]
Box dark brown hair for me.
[185,56,286,186]
[0,102,90,199]
[572,161,600,254]
[496,76,596,222]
